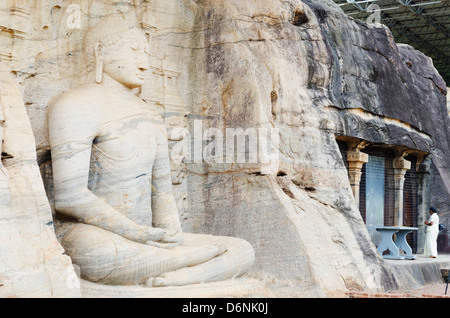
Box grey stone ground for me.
[406,283,449,297]
[387,254,450,296]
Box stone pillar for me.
[347,150,369,208]
[393,156,411,226]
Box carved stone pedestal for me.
[80,278,273,298]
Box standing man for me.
[424,207,440,258]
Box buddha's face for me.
[100,29,150,89]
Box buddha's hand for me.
[145,229,183,248]
[146,226,167,242]
[129,225,165,244]
[161,229,183,245]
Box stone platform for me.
[80,278,274,298]
[385,254,450,290]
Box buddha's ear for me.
[94,41,103,84]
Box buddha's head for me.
[84,15,149,89]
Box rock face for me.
[300,1,450,231]
[181,0,399,296]
[0,0,448,297]
[178,0,449,296]
[0,64,79,298]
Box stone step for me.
[80,278,273,298]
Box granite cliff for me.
[0,0,448,297]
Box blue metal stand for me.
[376,226,418,260]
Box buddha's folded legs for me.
[57,223,224,286]
[150,233,256,287]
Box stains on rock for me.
[292,10,309,26]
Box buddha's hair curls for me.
[84,14,141,67]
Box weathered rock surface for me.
[0,64,79,298]
[0,0,448,298]
[300,0,450,226]
[177,0,402,297]
[176,0,449,296]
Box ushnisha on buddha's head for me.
[84,15,150,89]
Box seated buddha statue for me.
[48,15,255,287]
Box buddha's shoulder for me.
[50,84,106,111]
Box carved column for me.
[393,156,411,226]
[347,150,369,208]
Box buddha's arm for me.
[48,95,163,244]
[151,120,183,244]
